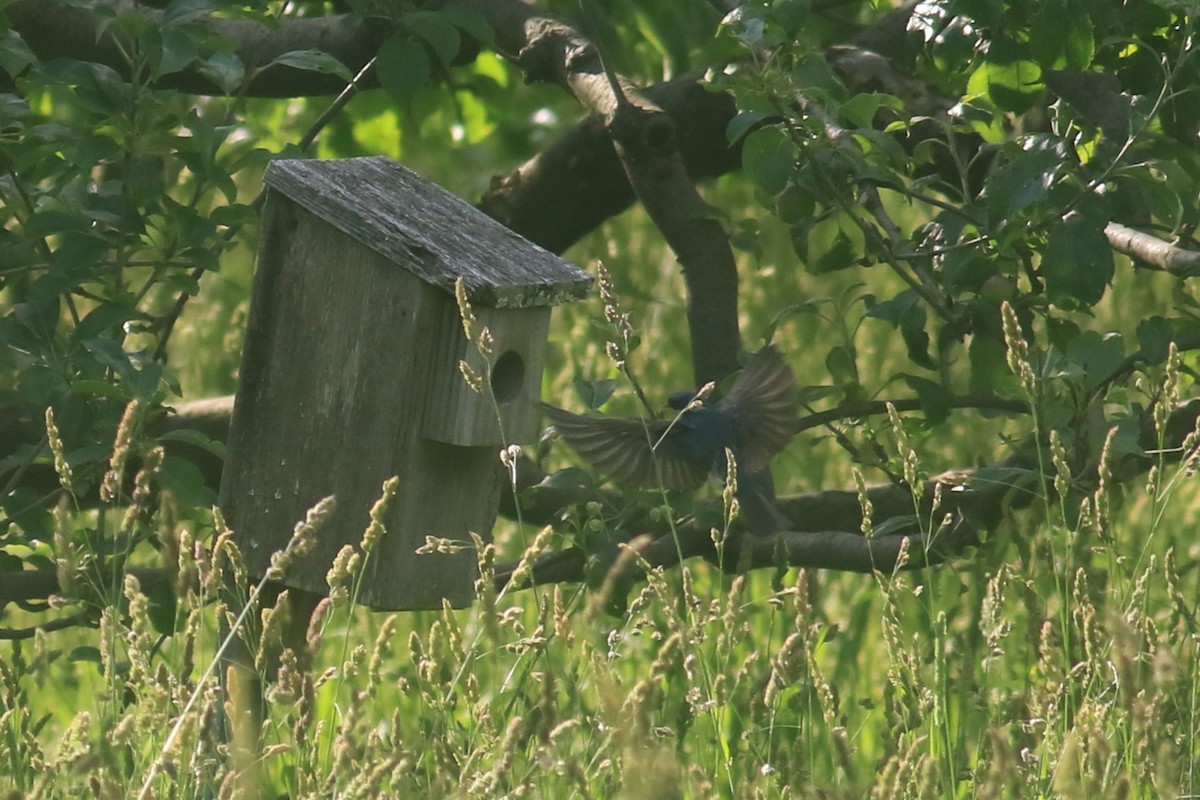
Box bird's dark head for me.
[667,390,698,410]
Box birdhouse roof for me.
[264,157,592,308]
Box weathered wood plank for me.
[421,303,550,446]
[264,157,592,308]
[222,195,483,609]
[224,157,586,610]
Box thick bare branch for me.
[0,566,170,615]
[7,0,389,97]
[0,613,93,641]
[1105,222,1200,276]
[495,512,979,592]
[480,72,739,255]
[459,0,742,382]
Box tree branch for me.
[0,566,171,614]
[796,395,1030,433]
[479,71,739,254]
[494,397,1200,591]
[1104,222,1200,276]
[464,0,742,383]
[0,613,94,641]
[495,511,980,592]
[6,0,390,97]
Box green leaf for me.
[2,488,54,540]
[969,335,1019,397]
[839,93,890,130]
[825,344,858,386]
[51,232,109,279]
[812,230,856,273]
[760,298,825,343]
[159,456,216,508]
[156,429,227,458]
[727,109,770,143]
[0,28,36,77]
[526,468,598,501]
[82,337,135,379]
[72,303,137,342]
[1063,0,1095,69]
[741,125,794,194]
[950,99,1006,143]
[70,134,120,170]
[65,444,110,470]
[1031,0,1093,69]
[967,59,1044,115]
[265,49,353,82]
[23,209,86,239]
[871,514,922,537]
[572,377,617,411]
[1042,215,1114,309]
[774,183,814,225]
[439,3,495,47]
[85,61,134,114]
[903,374,950,425]
[796,385,840,404]
[162,0,219,25]
[153,26,201,79]
[130,358,164,399]
[1066,330,1124,391]
[983,148,1063,223]
[942,252,996,294]
[865,289,919,326]
[866,290,934,368]
[1135,316,1173,364]
[69,647,103,665]
[966,466,1041,496]
[848,128,909,171]
[377,35,431,106]
[69,379,133,399]
[198,52,245,94]
[404,10,462,67]
[16,292,62,334]
[144,578,179,636]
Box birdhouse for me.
[219,157,591,610]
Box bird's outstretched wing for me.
[717,345,799,472]
[539,403,711,490]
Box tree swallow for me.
[539,345,798,532]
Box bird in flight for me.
[539,345,798,531]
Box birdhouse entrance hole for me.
[491,350,525,402]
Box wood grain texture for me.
[222,196,487,609]
[263,157,592,308]
[422,304,550,446]
[223,156,591,609]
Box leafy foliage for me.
[1,0,1199,796]
[716,0,1200,492]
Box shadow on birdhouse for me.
[220,157,591,611]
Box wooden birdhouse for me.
[219,156,591,610]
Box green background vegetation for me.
[2,0,1198,796]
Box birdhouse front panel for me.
[421,302,551,447]
[222,195,492,609]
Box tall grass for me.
[3,457,1196,797]
[4,167,1198,800]
[6,305,1199,800]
